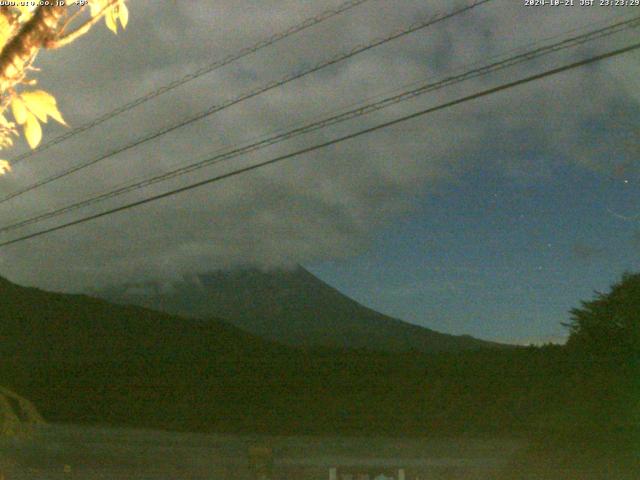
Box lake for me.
[0,424,526,479]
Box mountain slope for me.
[0,274,297,432]
[98,267,504,352]
[0,275,281,364]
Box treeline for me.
[0,271,636,440]
[1,343,630,437]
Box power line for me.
[7,0,374,165]
[1,14,638,235]
[1,40,638,248]
[0,0,493,205]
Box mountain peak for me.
[98,267,505,353]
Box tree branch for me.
[58,3,88,37]
[0,6,66,92]
[47,0,119,50]
[0,7,20,52]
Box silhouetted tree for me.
[564,272,640,358]
[561,272,639,435]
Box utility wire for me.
[0,0,493,204]
[1,40,638,248]
[7,0,374,165]
[1,14,638,235]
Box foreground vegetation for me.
[0,273,637,476]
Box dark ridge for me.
[97,266,508,353]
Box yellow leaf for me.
[11,97,28,125]
[105,8,118,34]
[0,127,14,147]
[20,90,67,126]
[49,109,66,126]
[0,160,10,175]
[0,114,12,128]
[119,1,129,29]
[89,1,126,34]
[89,0,107,18]
[23,112,42,149]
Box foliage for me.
[0,1,130,173]
[1,273,632,438]
[564,272,640,357]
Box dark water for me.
[0,424,525,479]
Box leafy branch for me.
[0,1,130,174]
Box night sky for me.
[0,0,638,344]
[309,152,640,344]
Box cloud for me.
[0,0,637,291]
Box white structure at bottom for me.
[329,467,406,480]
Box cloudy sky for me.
[0,0,638,344]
